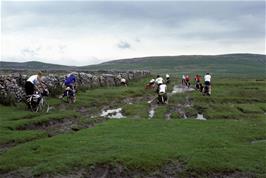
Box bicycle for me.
[202,85,211,96]
[27,89,50,112]
[65,87,76,104]
[157,92,168,104]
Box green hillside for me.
[80,54,266,76]
[0,61,76,71]
[1,54,265,77]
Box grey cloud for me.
[2,1,265,42]
[21,47,41,57]
[3,2,264,26]
[3,3,264,28]
[117,41,131,49]
[58,45,67,53]
[135,38,141,43]
[2,1,265,64]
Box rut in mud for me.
[1,161,255,178]
[148,84,205,120]
[15,85,197,136]
[1,84,204,154]
[0,142,19,154]
[0,95,155,153]
[61,165,256,178]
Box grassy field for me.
[0,76,266,177]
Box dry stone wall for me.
[0,70,150,104]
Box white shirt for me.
[166,74,170,78]
[150,79,155,83]
[121,78,126,83]
[204,74,211,82]
[27,75,38,85]
[159,84,167,93]
[182,75,185,79]
[155,77,163,84]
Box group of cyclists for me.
[24,71,211,112]
[24,72,129,112]
[184,73,212,96]
[24,72,77,112]
[145,74,169,104]
[146,72,212,104]
[181,74,191,88]
[194,72,211,96]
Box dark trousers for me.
[25,81,34,95]
[63,85,75,97]
[205,81,211,86]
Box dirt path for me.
[148,84,196,120]
[0,95,155,153]
[1,84,205,154]
[30,162,256,178]
[0,161,257,178]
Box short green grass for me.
[122,102,149,119]
[0,76,266,176]
[0,119,265,176]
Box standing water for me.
[196,113,207,120]
[100,108,125,119]
[149,108,155,118]
[171,85,195,95]
[149,105,158,119]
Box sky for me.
[1,0,265,66]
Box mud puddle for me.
[123,96,153,105]
[148,105,157,119]
[171,85,195,94]
[37,161,185,178]
[28,161,257,178]
[165,112,171,120]
[16,118,80,136]
[1,116,82,154]
[251,139,266,144]
[2,117,98,153]
[100,108,126,119]
[0,142,17,154]
[147,85,195,120]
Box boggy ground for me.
[0,77,266,177]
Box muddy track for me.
[0,85,200,154]
[0,95,155,154]
[0,142,18,154]
[16,117,81,136]
[1,161,258,178]
[149,84,196,120]
[0,118,81,154]
[62,162,258,178]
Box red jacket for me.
[195,75,201,81]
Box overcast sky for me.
[1,1,265,66]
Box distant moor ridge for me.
[1,53,265,76]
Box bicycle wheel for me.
[42,99,50,113]
[66,91,70,103]
[30,102,39,112]
[39,98,49,113]
[72,96,76,103]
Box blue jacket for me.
[64,74,76,86]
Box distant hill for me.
[80,53,266,76]
[1,54,265,76]
[0,61,76,71]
